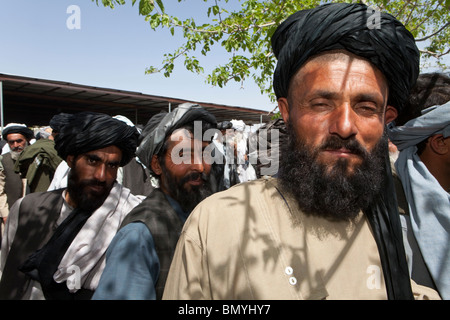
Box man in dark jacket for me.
[0,123,34,221]
[0,112,141,300]
[92,103,218,300]
[14,129,62,193]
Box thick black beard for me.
[66,167,113,212]
[160,166,213,213]
[278,122,388,222]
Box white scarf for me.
[53,182,143,292]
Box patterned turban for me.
[136,103,217,168]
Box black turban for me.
[136,103,217,169]
[49,113,72,133]
[54,112,139,166]
[271,2,420,114]
[2,124,34,141]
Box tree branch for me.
[415,21,450,41]
[404,0,419,26]
[409,2,441,33]
[419,48,450,58]
[392,0,412,19]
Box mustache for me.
[179,171,209,185]
[80,179,107,189]
[318,135,368,157]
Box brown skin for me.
[150,129,212,198]
[65,145,122,209]
[419,134,450,192]
[6,133,28,153]
[278,51,397,176]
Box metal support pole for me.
[0,81,4,138]
[168,102,171,113]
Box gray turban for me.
[54,112,139,166]
[387,101,450,151]
[136,103,217,168]
[271,2,420,115]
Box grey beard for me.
[10,150,22,161]
[278,123,387,222]
[10,141,28,161]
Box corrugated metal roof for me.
[0,73,273,127]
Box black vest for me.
[0,190,64,299]
[120,188,184,300]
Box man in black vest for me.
[0,123,34,224]
[92,103,218,300]
[0,112,141,299]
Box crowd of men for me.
[0,3,448,300]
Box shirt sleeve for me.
[92,222,160,300]
[162,229,209,299]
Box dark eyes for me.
[310,102,379,116]
[178,148,212,161]
[86,156,119,169]
[355,104,380,116]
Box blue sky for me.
[0,0,277,112]
[1,1,448,114]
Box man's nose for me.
[11,142,22,150]
[190,150,206,172]
[93,164,107,181]
[329,104,358,139]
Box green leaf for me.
[155,0,165,13]
[139,0,154,16]
[93,0,449,102]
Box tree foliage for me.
[93,0,450,106]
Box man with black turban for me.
[93,103,218,300]
[46,113,75,191]
[163,3,439,300]
[0,112,143,299]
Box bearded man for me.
[92,103,218,300]
[0,112,142,299]
[0,123,34,219]
[162,3,440,300]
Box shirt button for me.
[289,276,297,285]
[285,266,293,275]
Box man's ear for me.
[278,98,290,124]
[150,155,162,175]
[385,105,398,125]
[429,134,448,155]
[66,155,74,169]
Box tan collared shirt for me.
[163,177,439,300]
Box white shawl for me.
[53,182,143,292]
